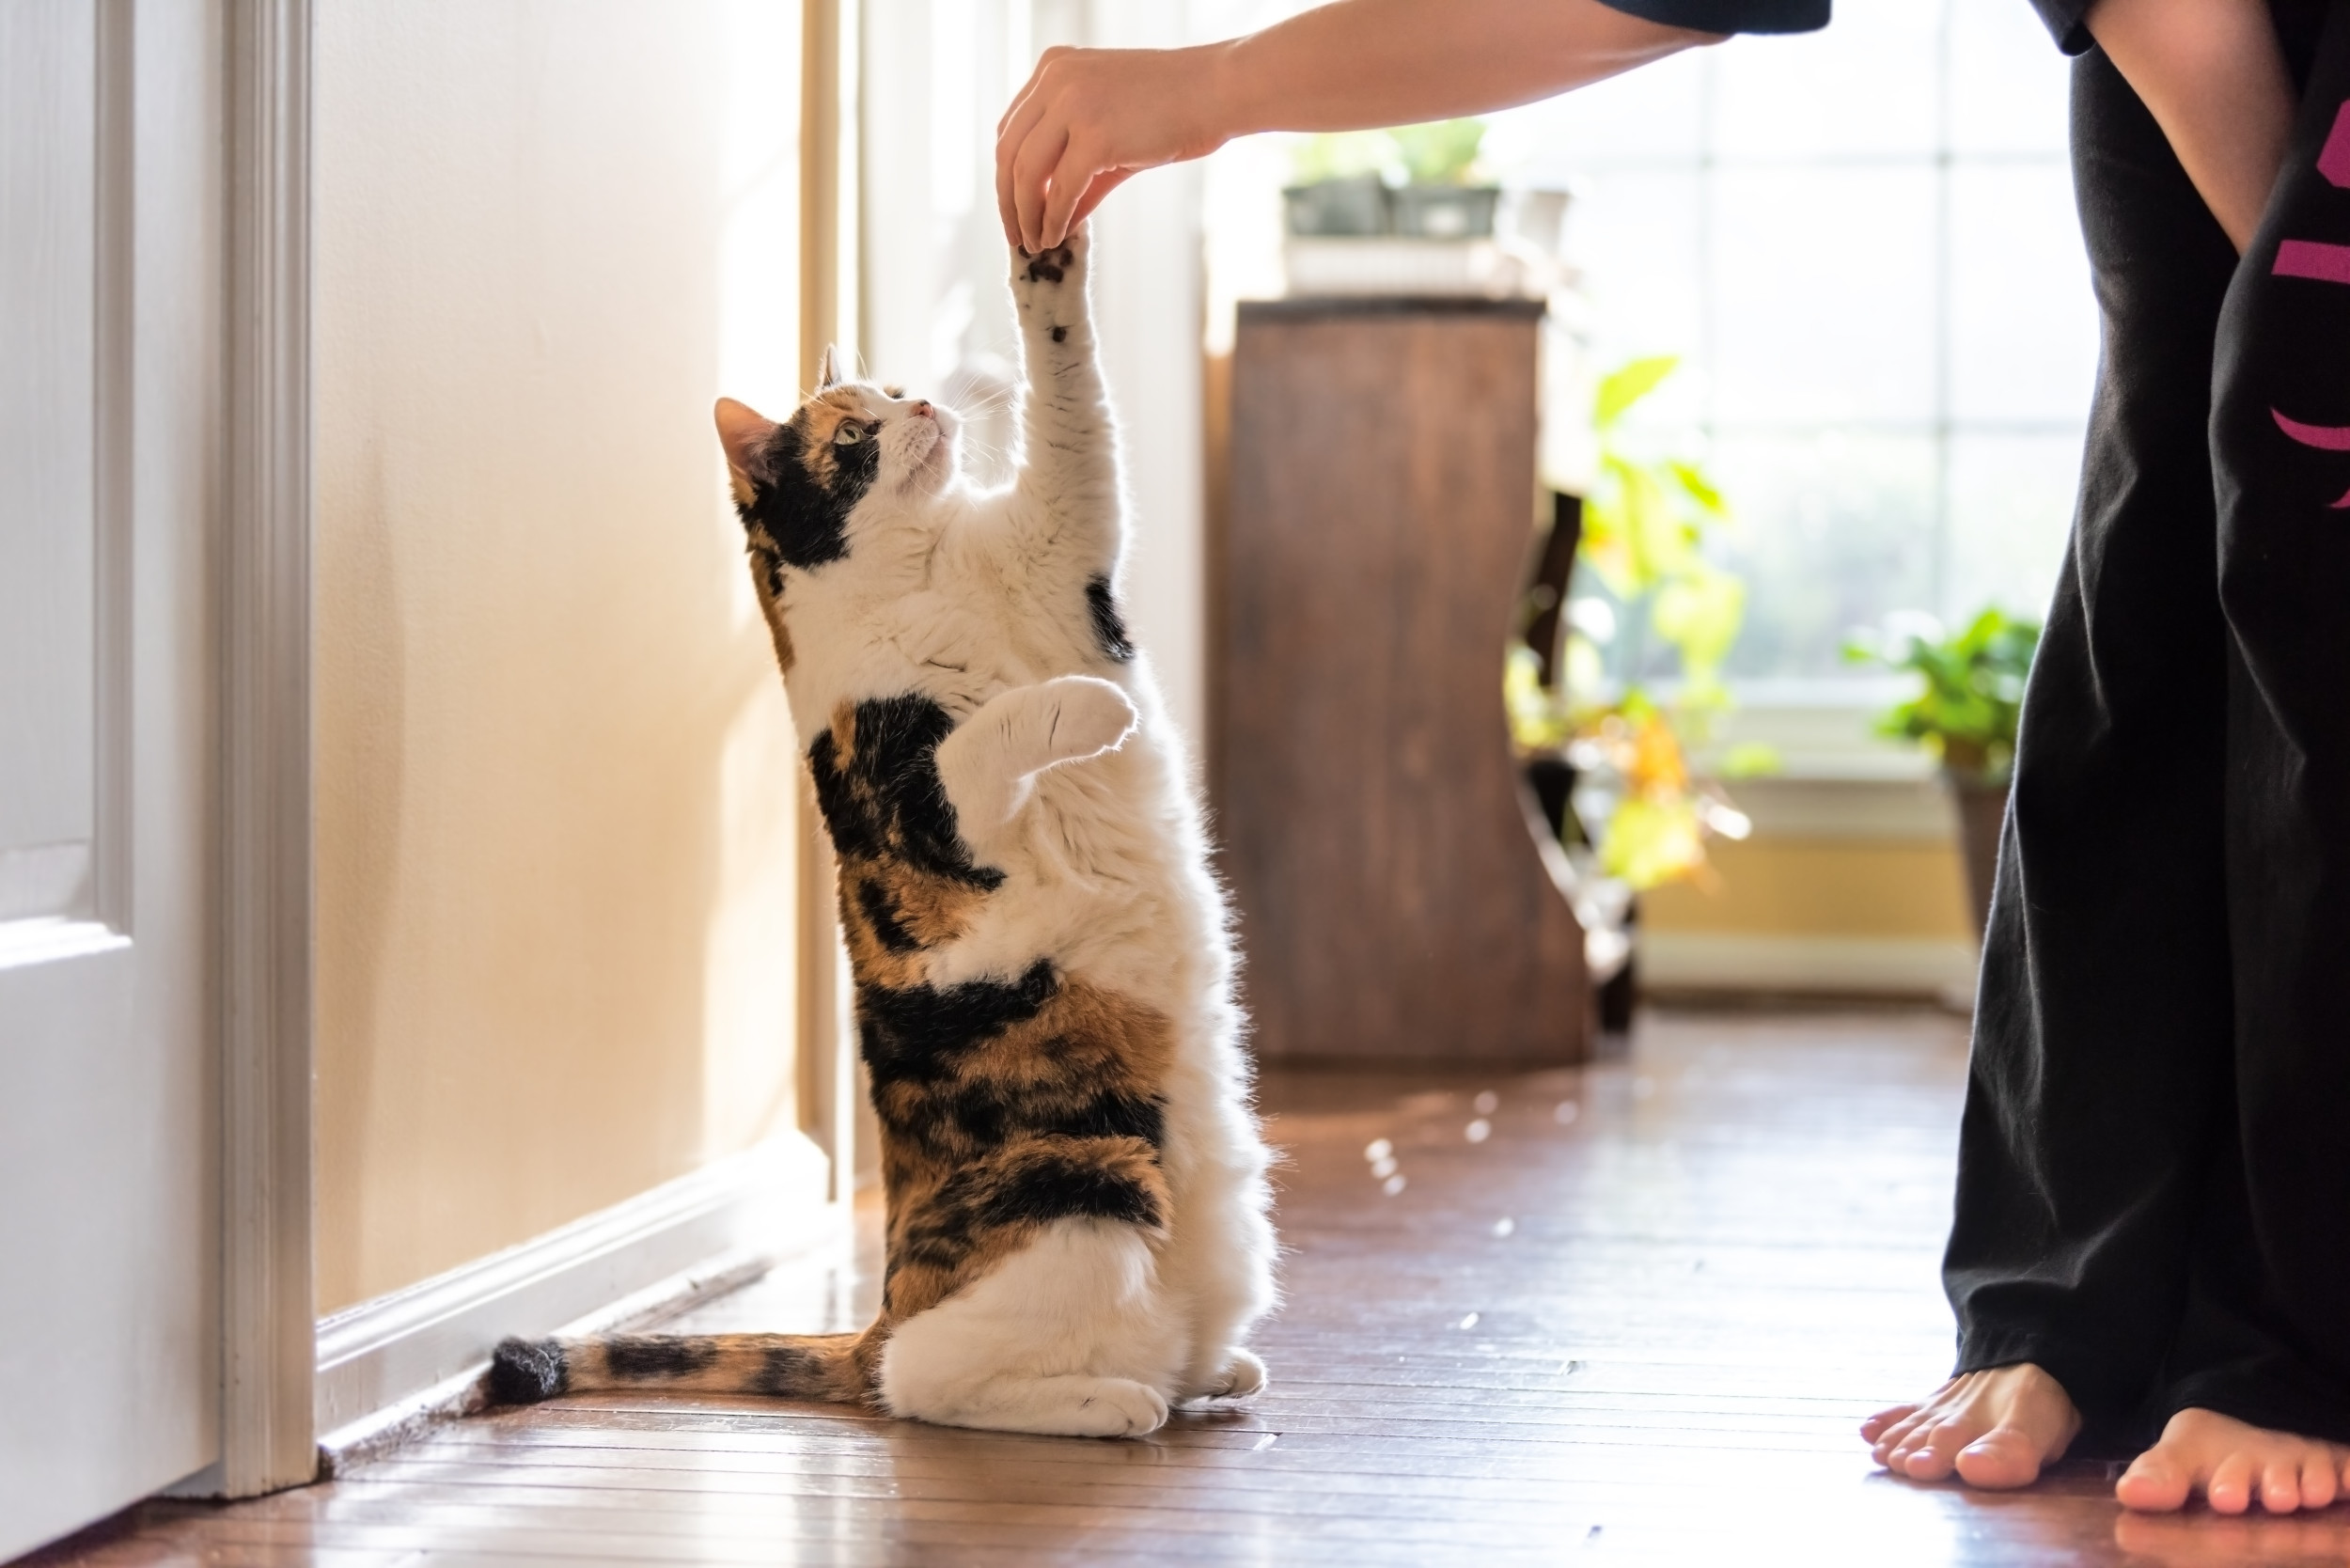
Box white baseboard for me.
[311,1132,838,1452]
[1638,931,1978,999]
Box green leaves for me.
[1651,567,1745,684]
[1843,606,2042,783]
[1291,118,1488,189]
[1389,118,1489,186]
[1579,358,1739,695]
[1594,354,1680,431]
[1517,354,1755,894]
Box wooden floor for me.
[31,1007,2339,1565]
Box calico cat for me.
[489,225,1277,1438]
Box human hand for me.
[995,43,1234,253]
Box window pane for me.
[1710,166,1939,427]
[1950,0,2074,158]
[1560,168,1706,415]
[1946,431,2081,625]
[1489,49,1705,172]
[1710,431,1939,679]
[1712,0,1941,163]
[1950,163,2099,425]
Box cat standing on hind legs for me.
[490,224,1277,1438]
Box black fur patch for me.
[854,876,920,953]
[487,1338,568,1404]
[603,1336,720,1381]
[754,1344,831,1397]
[738,421,879,570]
[900,1142,1165,1275]
[809,696,1005,890]
[977,1150,1164,1230]
[1051,325,1067,343]
[932,1081,1165,1148]
[859,960,1059,1091]
[1085,576,1136,663]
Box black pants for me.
[1945,0,2350,1450]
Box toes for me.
[2259,1455,2309,1513]
[2206,1451,2256,1514]
[2298,1450,2339,1510]
[1899,1419,1964,1482]
[1862,1404,1919,1446]
[2117,1449,2193,1513]
[1953,1426,2049,1491]
[1872,1410,1933,1466]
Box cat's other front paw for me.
[1038,674,1136,766]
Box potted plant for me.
[1843,608,2042,939]
[1508,356,1765,1025]
[1283,118,1500,239]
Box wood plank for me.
[29,1008,2327,1566]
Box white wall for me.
[312,0,810,1312]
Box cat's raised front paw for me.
[1014,220,1089,284]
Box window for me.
[1489,0,2098,695]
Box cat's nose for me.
[912,400,934,419]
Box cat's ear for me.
[815,343,846,391]
[713,397,778,504]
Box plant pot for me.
[1388,183,1501,239]
[1281,176,1388,237]
[1947,773,2010,942]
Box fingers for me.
[1039,134,1105,251]
[995,90,1053,248]
[996,44,1066,137]
[1070,167,1137,231]
[1009,116,1071,254]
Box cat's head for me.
[713,346,961,586]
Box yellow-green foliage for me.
[1291,118,1488,188]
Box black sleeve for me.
[1593,0,1829,36]
[2028,0,2095,55]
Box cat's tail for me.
[487,1329,873,1408]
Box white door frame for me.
[219,0,316,1499]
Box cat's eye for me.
[834,424,864,446]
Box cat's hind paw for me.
[1047,1376,1170,1438]
[1187,1349,1267,1402]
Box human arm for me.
[2082,0,2294,253]
[994,0,1727,253]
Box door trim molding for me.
[221,0,317,1498]
[799,0,863,1198]
[312,1133,838,1465]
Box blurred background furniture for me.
[1215,297,1589,1067]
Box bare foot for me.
[1863,1363,2081,1488]
[2114,1407,2350,1514]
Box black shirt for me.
[1596,0,1829,36]
[2028,0,2094,54]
